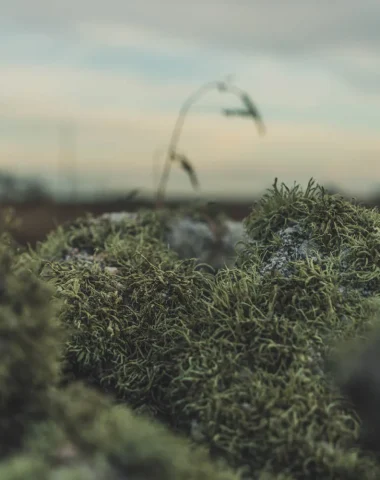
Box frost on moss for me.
[27,181,380,478]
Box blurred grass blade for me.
[240,93,266,135]
[223,108,251,117]
[125,189,139,201]
[156,78,265,206]
[222,92,266,136]
[223,107,266,135]
[173,153,199,190]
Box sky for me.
[1,0,380,200]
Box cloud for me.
[0,65,198,119]
[76,23,203,57]
[319,46,380,95]
[3,0,380,95]
[1,60,379,134]
[3,0,380,55]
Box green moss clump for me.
[162,264,380,478]
[328,317,380,453]
[243,178,376,249]
[29,181,380,478]
[32,209,170,262]
[0,216,241,480]
[0,237,63,456]
[29,210,214,419]
[0,383,240,480]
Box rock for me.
[99,211,247,271]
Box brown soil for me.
[1,198,255,248]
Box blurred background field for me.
[1,170,380,248]
[0,193,254,247]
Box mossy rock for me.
[23,180,380,478]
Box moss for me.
[0,218,241,479]
[328,318,380,453]
[24,181,380,478]
[0,237,63,456]
[243,178,377,250]
[28,210,215,419]
[161,265,380,478]
[0,456,48,480]
[0,383,239,480]
[32,209,171,262]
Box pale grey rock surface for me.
[165,217,246,270]
[99,211,247,271]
